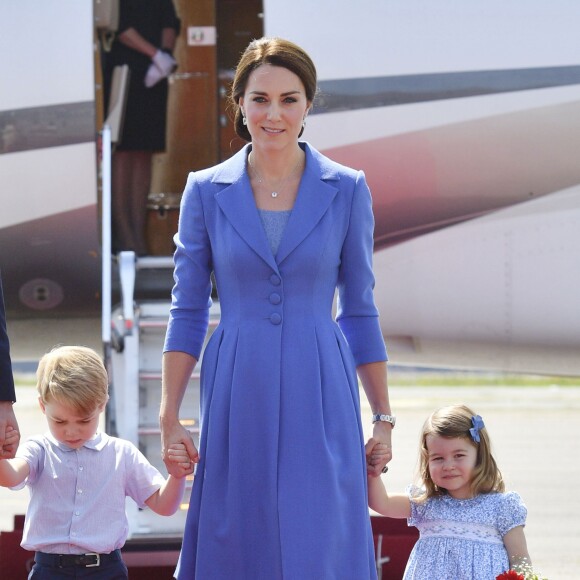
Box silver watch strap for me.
[372,413,396,426]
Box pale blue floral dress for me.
[404,488,527,580]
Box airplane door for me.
[216,0,264,162]
[151,0,217,194]
[151,0,263,197]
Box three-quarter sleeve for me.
[163,172,213,359]
[336,171,387,366]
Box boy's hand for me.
[0,402,20,459]
[0,424,20,459]
[165,443,195,477]
[365,437,391,477]
[161,417,199,477]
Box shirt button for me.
[79,466,84,471]
[75,511,80,516]
[77,489,83,494]
[269,293,281,305]
[270,313,282,325]
[269,274,281,286]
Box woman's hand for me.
[160,352,199,476]
[161,418,199,477]
[356,361,393,476]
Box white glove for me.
[144,50,177,88]
[152,49,177,76]
[144,62,166,88]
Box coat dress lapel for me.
[212,143,339,270]
[213,147,280,273]
[276,144,339,265]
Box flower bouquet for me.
[496,561,548,580]
[496,572,524,580]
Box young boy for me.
[0,345,193,579]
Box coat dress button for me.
[269,313,282,325]
[269,293,281,305]
[269,274,281,286]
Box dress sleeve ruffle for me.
[497,491,527,537]
[406,484,427,526]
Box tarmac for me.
[1,378,579,580]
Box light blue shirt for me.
[14,432,165,554]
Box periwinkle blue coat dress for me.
[164,142,387,579]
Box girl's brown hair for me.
[417,404,504,501]
[229,37,318,142]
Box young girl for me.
[366,404,531,580]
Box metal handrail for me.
[101,124,112,346]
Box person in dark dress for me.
[0,273,19,458]
[103,0,181,254]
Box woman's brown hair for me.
[229,37,318,141]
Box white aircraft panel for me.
[309,85,580,150]
[0,143,97,228]
[0,0,94,111]
[375,186,580,348]
[264,0,580,79]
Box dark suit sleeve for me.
[0,274,16,402]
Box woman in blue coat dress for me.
[160,37,394,579]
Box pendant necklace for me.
[248,153,303,198]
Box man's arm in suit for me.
[0,274,19,458]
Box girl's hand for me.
[366,420,393,477]
[365,435,392,477]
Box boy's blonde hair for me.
[417,404,504,501]
[37,346,109,414]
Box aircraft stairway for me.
[107,252,220,539]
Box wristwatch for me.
[372,414,396,427]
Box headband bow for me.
[469,415,485,443]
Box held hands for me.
[0,425,20,459]
[365,425,393,478]
[0,399,20,459]
[145,49,177,88]
[165,442,195,478]
[161,418,199,477]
